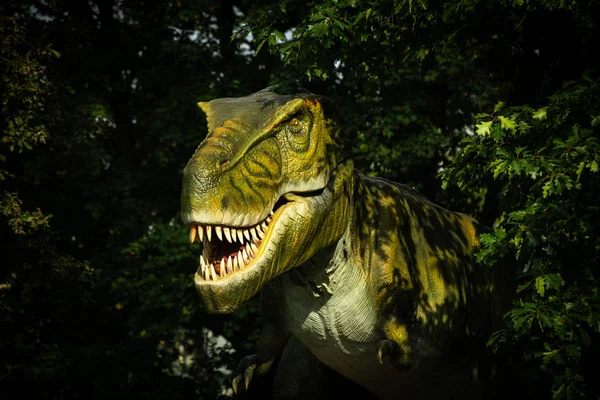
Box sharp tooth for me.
[250,227,258,241]
[262,222,268,231]
[258,226,266,239]
[220,258,226,278]
[198,225,204,242]
[227,256,233,274]
[243,229,250,241]
[269,211,274,216]
[247,245,254,257]
[266,216,272,224]
[237,229,244,243]
[233,256,238,271]
[216,226,223,241]
[207,226,212,242]
[189,226,197,243]
[204,262,210,280]
[251,242,259,254]
[224,227,232,243]
[200,256,206,276]
[210,264,217,280]
[237,251,243,269]
[243,248,249,264]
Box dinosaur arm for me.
[232,281,291,393]
[257,279,292,356]
[378,317,412,369]
[255,317,291,361]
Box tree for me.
[0,13,104,399]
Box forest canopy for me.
[1,1,598,399]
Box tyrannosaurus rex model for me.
[180,89,512,400]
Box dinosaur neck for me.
[286,161,357,289]
[300,159,355,261]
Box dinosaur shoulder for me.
[355,172,487,249]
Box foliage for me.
[1,14,98,399]
[442,77,600,398]
[0,17,54,157]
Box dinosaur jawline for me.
[191,196,292,282]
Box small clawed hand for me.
[376,339,412,372]
[232,354,274,394]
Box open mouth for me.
[189,197,290,281]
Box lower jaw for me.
[195,265,263,313]
[196,286,239,313]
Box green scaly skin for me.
[181,89,512,400]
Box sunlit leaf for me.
[476,120,493,136]
[533,107,547,120]
[498,115,517,132]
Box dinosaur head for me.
[181,89,352,313]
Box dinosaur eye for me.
[285,115,310,152]
[287,118,302,134]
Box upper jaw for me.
[181,208,273,228]
[181,174,331,227]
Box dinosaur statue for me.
[180,89,513,400]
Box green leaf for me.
[498,116,517,132]
[576,161,585,178]
[543,179,552,198]
[590,160,599,172]
[255,37,268,53]
[494,101,505,113]
[535,276,546,297]
[492,159,507,178]
[271,29,286,43]
[533,107,547,120]
[476,120,493,136]
[509,208,530,221]
[545,273,564,290]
